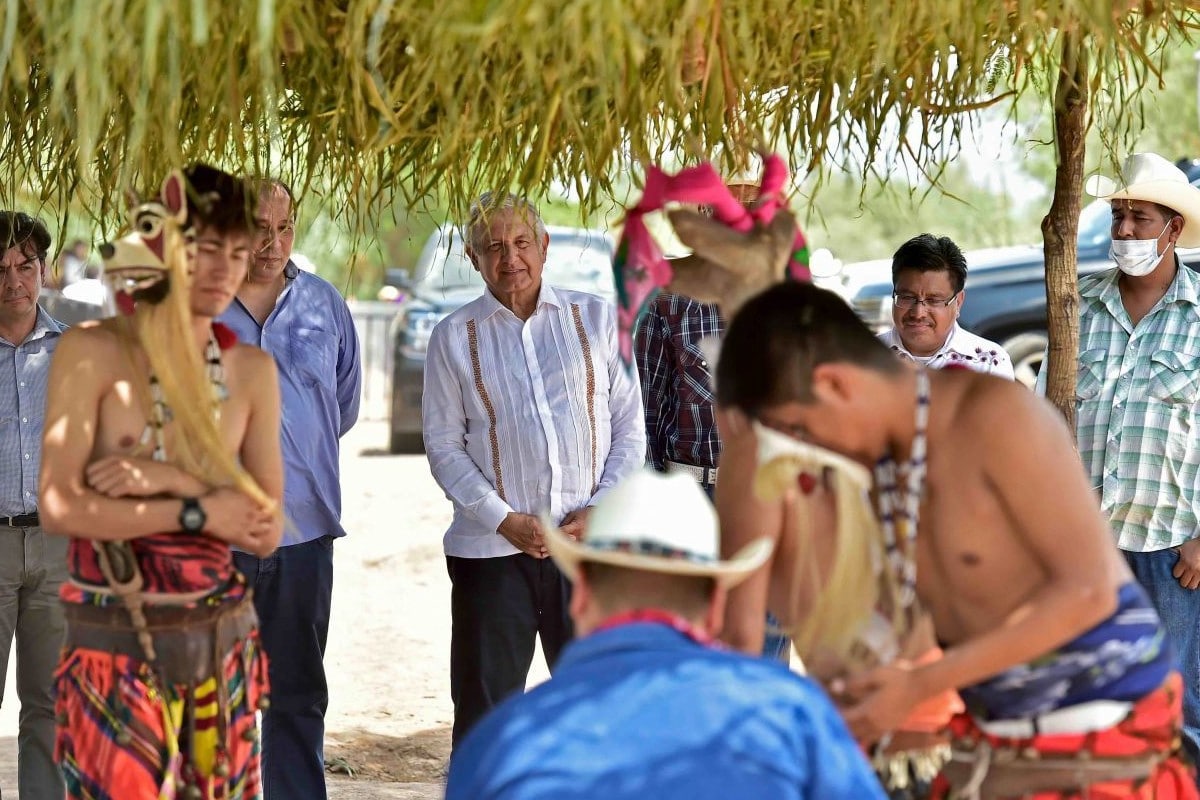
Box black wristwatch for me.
[179,498,207,534]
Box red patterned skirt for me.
[55,590,269,800]
[932,672,1197,799]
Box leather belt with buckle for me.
[1,512,39,528]
[666,461,719,486]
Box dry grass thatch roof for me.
[0,1,1196,231]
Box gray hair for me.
[465,192,547,251]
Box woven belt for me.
[666,461,718,486]
[942,742,1160,797]
[0,512,39,528]
[63,594,258,685]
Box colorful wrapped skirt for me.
[54,593,269,800]
[933,672,1197,799]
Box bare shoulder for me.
[54,319,127,364]
[223,343,279,385]
[947,370,1073,449]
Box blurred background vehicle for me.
[40,289,109,325]
[387,224,615,453]
[827,179,1200,388]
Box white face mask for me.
[1109,221,1171,277]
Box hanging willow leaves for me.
[0,0,1194,233]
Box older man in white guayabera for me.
[422,193,645,746]
[879,233,1014,379]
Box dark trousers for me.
[447,553,574,746]
[235,536,334,800]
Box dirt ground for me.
[321,418,548,794]
[0,419,553,799]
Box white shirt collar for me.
[480,281,561,319]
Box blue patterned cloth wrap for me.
[960,582,1172,721]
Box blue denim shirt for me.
[0,306,65,516]
[220,266,361,546]
[446,622,886,800]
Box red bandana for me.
[211,321,238,351]
[594,608,719,648]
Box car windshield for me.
[412,228,614,297]
[1077,199,1113,249]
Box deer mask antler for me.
[612,155,809,366]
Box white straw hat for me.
[543,469,773,588]
[1085,153,1200,248]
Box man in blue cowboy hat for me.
[444,468,885,800]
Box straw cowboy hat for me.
[1085,152,1200,248]
[543,469,773,589]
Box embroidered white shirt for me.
[423,283,646,558]
[878,324,1014,379]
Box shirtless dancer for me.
[39,165,283,799]
[714,281,1193,797]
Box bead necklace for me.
[873,368,930,616]
[141,332,229,462]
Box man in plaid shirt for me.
[636,288,792,661]
[1053,152,1200,769]
[635,293,723,481]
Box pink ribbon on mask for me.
[612,155,810,366]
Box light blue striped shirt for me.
[1071,262,1200,551]
[0,306,66,516]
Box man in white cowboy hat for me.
[635,177,791,662]
[444,468,886,800]
[1054,150,1200,768]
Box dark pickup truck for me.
[829,195,1200,387]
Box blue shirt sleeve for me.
[334,294,362,436]
[796,683,888,799]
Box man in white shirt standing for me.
[877,233,1015,379]
[423,193,645,746]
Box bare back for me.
[720,368,1131,690]
[914,370,1130,646]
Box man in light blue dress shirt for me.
[219,180,361,800]
[0,211,67,799]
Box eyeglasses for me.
[892,291,959,310]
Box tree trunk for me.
[1040,33,1088,433]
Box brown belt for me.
[940,743,1160,798]
[63,594,258,686]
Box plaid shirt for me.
[634,293,723,470]
[1072,261,1200,551]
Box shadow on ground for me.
[326,726,451,783]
